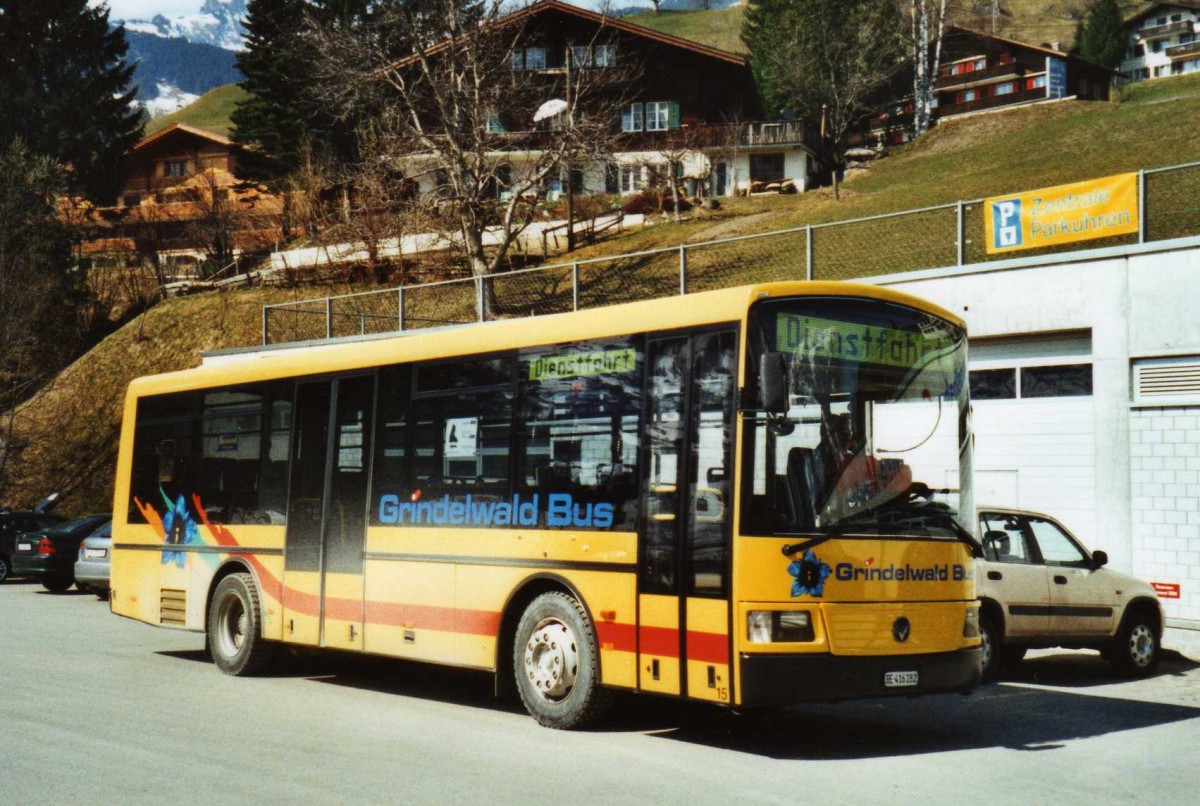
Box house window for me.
[524,47,546,70]
[1027,75,1047,90]
[1020,364,1092,397]
[570,46,590,67]
[1153,40,1165,52]
[646,101,678,131]
[749,153,785,184]
[487,116,506,133]
[510,50,523,70]
[622,103,643,132]
[995,82,1014,96]
[957,89,977,103]
[164,160,189,177]
[594,44,615,66]
[620,165,642,194]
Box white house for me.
[1119,1,1200,81]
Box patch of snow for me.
[114,0,247,51]
[141,82,201,119]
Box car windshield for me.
[50,516,107,537]
[741,296,973,539]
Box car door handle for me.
[1054,575,1067,585]
[987,571,1002,581]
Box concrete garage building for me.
[875,235,1200,658]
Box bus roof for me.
[130,281,963,398]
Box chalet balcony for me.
[1167,40,1200,59]
[937,60,1024,90]
[1138,20,1195,40]
[937,87,1047,118]
[491,120,817,153]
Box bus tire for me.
[514,591,611,729]
[1112,607,1160,678]
[208,572,276,676]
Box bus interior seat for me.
[783,447,816,530]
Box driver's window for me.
[979,513,1033,564]
[1027,516,1089,567]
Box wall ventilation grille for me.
[1134,358,1200,405]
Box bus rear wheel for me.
[514,592,611,729]
[207,572,276,676]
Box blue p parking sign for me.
[991,198,1022,250]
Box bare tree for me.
[907,0,955,137]
[304,0,630,319]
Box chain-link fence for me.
[263,160,1200,345]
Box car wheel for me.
[0,554,9,582]
[1000,646,1027,668]
[207,573,276,676]
[980,613,1002,682]
[514,591,611,729]
[1113,609,1160,678]
[43,575,73,593]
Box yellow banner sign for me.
[984,173,1139,255]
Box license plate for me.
[884,670,919,688]
[17,542,31,552]
[85,548,107,559]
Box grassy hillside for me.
[626,6,748,54]
[145,83,247,138]
[626,2,1149,57]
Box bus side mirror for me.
[759,352,789,416]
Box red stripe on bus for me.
[685,630,729,665]
[366,601,501,636]
[596,621,637,653]
[639,625,680,657]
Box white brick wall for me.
[1131,406,1200,621]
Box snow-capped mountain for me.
[119,0,248,52]
[141,82,202,119]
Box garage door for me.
[968,331,1095,541]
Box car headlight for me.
[747,610,815,643]
[964,605,980,638]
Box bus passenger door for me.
[283,375,375,650]
[639,332,735,702]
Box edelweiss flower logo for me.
[788,549,832,598]
[160,490,200,569]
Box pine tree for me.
[1079,0,1126,69]
[230,0,313,181]
[0,0,143,203]
[744,0,904,197]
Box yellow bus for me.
[111,281,981,728]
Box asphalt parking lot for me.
[2,579,1198,805]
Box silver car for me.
[976,507,1163,681]
[73,520,112,598]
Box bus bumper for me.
[738,647,981,706]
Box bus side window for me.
[516,337,644,530]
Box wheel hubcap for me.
[524,618,579,701]
[1128,624,1154,667]
[217,595,247,658]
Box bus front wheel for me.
[207,572,276,676]
[513,592,611,729]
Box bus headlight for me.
[964,606,980,638]
[747,611,815,643]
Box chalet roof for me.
[1123,2,1200,29]
[942,26,1116,73]
[390,0,747,69]
[133,122,236,153]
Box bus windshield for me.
[742,296,973,539]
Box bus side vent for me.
[160,588,187,626]
[1134,357,1200,405]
